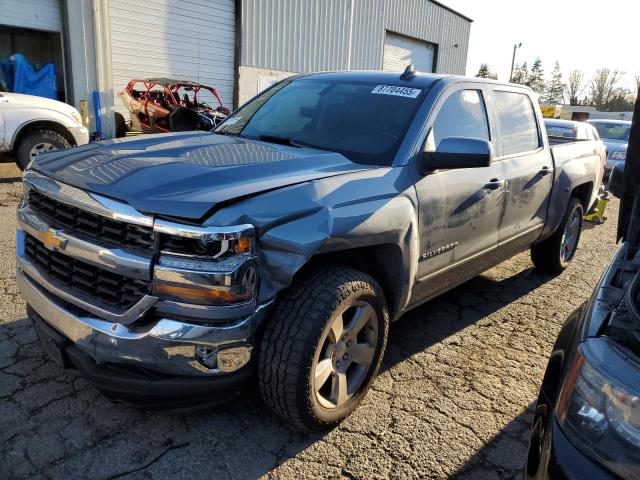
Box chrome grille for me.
[27,190,155,250]
[24,233,151,311]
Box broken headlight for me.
[152,221,258,306]
[556,344,640,479]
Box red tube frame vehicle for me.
[118,78,230,134]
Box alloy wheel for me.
[560,209,581,262]
[29,142,56,160]
[312,300,379,409]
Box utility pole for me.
[509,43,523,83]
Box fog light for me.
[217,346,252,372]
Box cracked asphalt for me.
[0,173,621,480]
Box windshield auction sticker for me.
[371,85,422,98]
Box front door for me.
[410,87,505,304]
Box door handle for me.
[539,166,551,176]
[484,178,505,190]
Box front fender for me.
[207,166,419,312]
[8,110,78,149]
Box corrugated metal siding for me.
[109,0,235,118]
[0,0,62,32]
[240,0,470,75]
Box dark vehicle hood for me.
[31,132,370,220]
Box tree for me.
[526,58,545,94]
[565,70,586,106]
[607,90,634,111]
[511,62,528,84]
[589,68,624,110]
[476,63,498,80]
[543,62,564,104]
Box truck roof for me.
[297,70,533,91]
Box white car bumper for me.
[67,125,89,146]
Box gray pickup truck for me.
[16,70,604,430]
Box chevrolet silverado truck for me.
[16,70,604,431]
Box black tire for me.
[114,112,128,138]
[531,197,583,273]
[15,129,70,170]
[258,267,389,431]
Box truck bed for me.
[543,138,605,236]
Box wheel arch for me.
[570,181,594,211]
[293,244,405,321]
[11,120,76,152]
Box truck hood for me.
[31,131,371,220]
[0,92,77,115]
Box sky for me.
[443,0,639,92]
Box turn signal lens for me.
[154,284,251,304]
[70,110,83,124]
[234,237,252,254]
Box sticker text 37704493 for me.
[371,85,422,98]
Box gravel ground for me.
[0,177,620,480]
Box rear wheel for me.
[15,129,70,170]
[531,197,583,273]
[258,267,389,431]
[114,112,127,138]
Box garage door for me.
[383,32,435,73]
[109,0,236,117]
[0,0,62,32]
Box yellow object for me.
[584,196,609,224]
[79,100,89,127]
[540,104,562,119]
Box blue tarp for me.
[0,54,57,100]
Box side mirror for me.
[608,162,625,199]
[418,137,493,174]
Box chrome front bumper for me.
[17,259,271,377]
[16,170,269,380]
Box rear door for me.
[490,89,552,248]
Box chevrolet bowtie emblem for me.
[39,229,67,251]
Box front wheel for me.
[531,197,583,273]
[258,267,389,431]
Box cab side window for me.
[431,90,490,148]
[494,91,540,155]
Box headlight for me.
[557,347,640,478]
[610,150,626,161]
[70,110,83,124]
[152,221,258,306]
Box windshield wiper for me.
[258,135,310,148]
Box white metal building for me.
[0,0,471,137]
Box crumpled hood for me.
[31,131,370,220]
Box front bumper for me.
[68,125,89,146]
[604,158,624,176]
[17,261,270,378]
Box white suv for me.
[0,92,89,169]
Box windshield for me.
[592,122,631,141]
[215,77,427,165]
